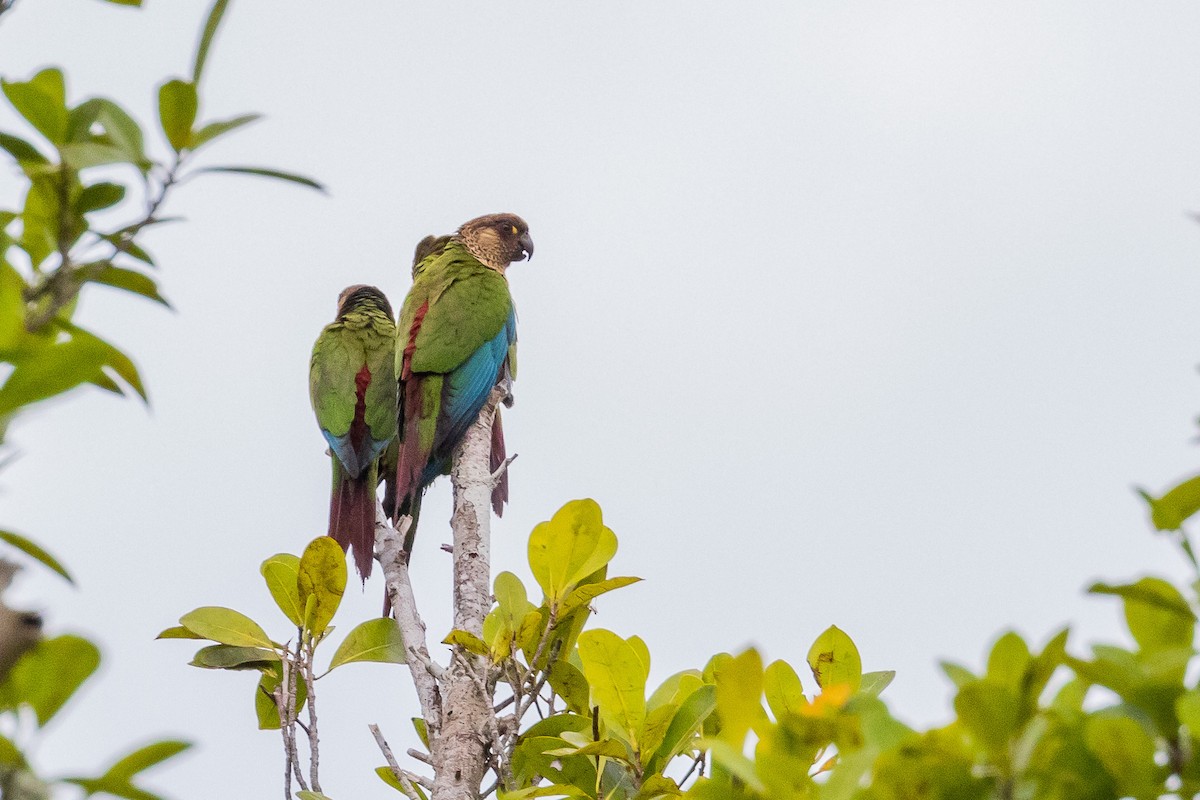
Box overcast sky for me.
[4,1,1200,797]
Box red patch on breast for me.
[350,363,372,451]
[402,301,429,381]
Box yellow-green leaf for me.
[189,644,279,670]
[328,618,404,670]
[2,69,68,144]
[297,536,345,638]
[157,79,197,152]
[443,628,490,658]
[179,606,272,648]
[261,553,303,626]
[0,634,99,725]
[763,659,807,719]
[807,625,862,693]
[528,499,618,603]
[577,629,647,746]
[714,648,764,746]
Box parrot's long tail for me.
[490,408,509,517]
[330,472,375,583]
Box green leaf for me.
[0,634,100,725]
[954,679,1020,753]
[1091,577,1195,652]
[375,766,426,797]
[179,606,273,648]
[807,625,862,692]
[0,326,147,415]
[1139,477,1200,531]
[697,738,765,793]
[495,571,531,625]
[558,576,642,619]
[544,738,632,761]
[498,786,587,800]
[192,165,326,193]
[634,775,681,800]
[155,626,203,640]
[647,684,717,774]
[577,629,648,746]
[0,131,49,169]
[1177,688,1200,737]
[60,322,147,400]
[61,141,134,170]
[986,631,1031,691]
[76,182,126,213]
[0,733,25,769]
[328,617,404,670]
[94,739,191,781]
[939,660,976,687]
[858,670,896,698]
[190,113,260,150]
[547,660,590,715]
[412,717,429,749]
[297,536,346,638]
[254,669,306,731]
[763,659,807,719]
[189,644,279,670]
[2,69,68,144]
[296,793,333,800]
[1083,714,1161,797]
[443,628,489,657]
[261,553,303,626]
[99,0,144,6]
[93,98,148,168]
[89,263,169,307]
[193,0,231,84]
[0,529,73,583]
[157,80,197,152]
[713,648,763,746]
[528,499,618,603]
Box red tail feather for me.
[490,408,508,517]
[329,473,375,581]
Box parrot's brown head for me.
[335,284,393,318]
[457,213,534,273]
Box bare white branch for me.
[430,387,506,800]
[377,506,443,738]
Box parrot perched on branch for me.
[390,213,533,553]
[310,285,398,580]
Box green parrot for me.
[309,285,398,580]
[389,213,533,553]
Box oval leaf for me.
[179,606,272,648]
[297,536,346,638]
[189,644,279,670]
[260,553,303,626]
[807,625,862,693]
[328,617,404,670]
[157,79,197,152]
[577,629,647,745]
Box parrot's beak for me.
[518,233,534,261]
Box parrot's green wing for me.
[399,241,513,376]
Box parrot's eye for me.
[509,225,519,235]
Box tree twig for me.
[370,723,433,800]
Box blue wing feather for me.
[323,429,390,479]
[423,310,515,484]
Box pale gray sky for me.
[4,1,1200,797]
